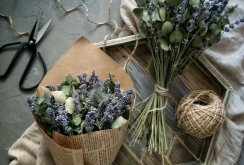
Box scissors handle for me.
[0,42,26,78]
[19,47,47,91]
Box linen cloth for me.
[9,0,244,164]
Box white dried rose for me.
[42,86,52,98]
[65,97,75,114]
[51,91,67,103]
[112,116,128,128]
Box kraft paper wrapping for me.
[35,37,134,165]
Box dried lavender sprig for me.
[84,107,99,132]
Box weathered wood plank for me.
[96,35,232,165]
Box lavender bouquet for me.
[27,71,134,164]
[27,71,133,136]
[130,0,241,154]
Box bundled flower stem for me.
[130,0,240,154]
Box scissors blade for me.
[36,18,52,44]
[28,12,43,43]
[33,12,43,42]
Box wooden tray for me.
[95,35,232,165]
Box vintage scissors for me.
[0,12,52,91]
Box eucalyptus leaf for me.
[162,21,173,36]
[136,0,146,7]
[66,74,74,84]
[200,27,208,36]
[159,39,170,51]
[209,23,221,35]
[62,85,72,97]
[159,8,166,21]
[38,97,45,105]
[209,33,221,45]
[189,0,199,8]
[73,115,81,126]
[152,9,161,22]
[220,17,229,26]
[167,0,181,7]
[158,0,166,4]
[38,104,48,114]
[142,10,150,23]
[153,21,163,31]
[191,37,204,48]
[133,8,144,20]
[169,31,183,43]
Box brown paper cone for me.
[52,123,128,165]
[39,126,84,165]
[37,37,133,94]
[35,37,134,165]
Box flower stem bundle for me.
[130,0,238,154]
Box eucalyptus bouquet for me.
[27,71,133,136]
[130,0,239,154]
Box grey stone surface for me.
[0,0,243,165]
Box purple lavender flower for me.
[99,105,115,129]
[47,108,57,126]
[187,19,196,32]
[47,105,71,134]
[84,107,98,132]
[73,92,81,113]
[55,109,68,126]
[26,96,37,111]
[102,78,110,93]
[99,89,133,129]
[174,0,189,29]
[79,84,88,95]
[216,0,229,16]
[88,71,99,89]
[77,73,87,84]
[114,82,122,98]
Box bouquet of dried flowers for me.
[130,0,241,154]
[27,71,133,136]
[27,71,134,164]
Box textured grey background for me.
[0,0,243,164]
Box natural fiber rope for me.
[154,84,169,97]
[176,90,226,139]
[0,12,29,36]
[57,0,82,12]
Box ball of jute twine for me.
[176,90,226,139]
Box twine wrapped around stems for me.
[154,84,169,97]
[176,90,226,139]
